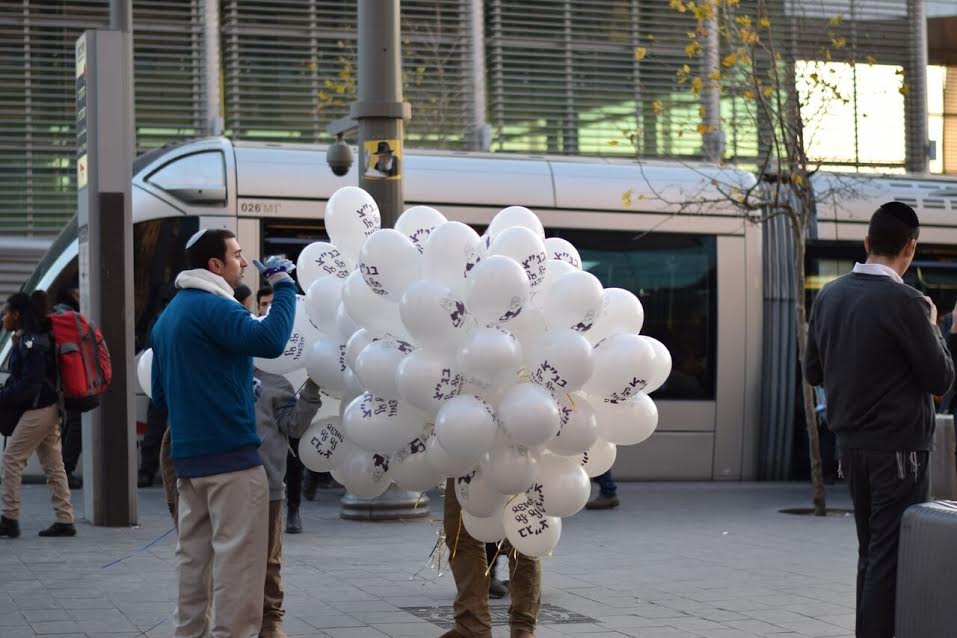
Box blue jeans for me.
[594,470,617,497]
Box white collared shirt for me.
[852,262,904,284]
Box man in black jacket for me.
[805,201,955,638]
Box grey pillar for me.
[904,0,929,173]
[76,27,137,526]
[468,0,490,151]
[700,13,725,162]
[352,0,411,229]
[202,0,223,135]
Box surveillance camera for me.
[327,138,354,177]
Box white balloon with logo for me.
[526,453,590,517]
[456,327,523,387]
[501,304,546,365]
[585,333,658,401]
[335,448,392,499]
[489,226,548,289]
[454,469,508,518]
[530,259,576,310]
[396,349,465,414]
[488,205,545,241]
[299,417,353,472]
[325,186,381,265]
[421,221,482,299]
[344,328,375,370]
[573,438,617,478]
[503,498,562,558]
[396,205,447,252]
[354,337,414,400]
[479,433,540,495]
[543,270,604,332]
[399,280,473,353]
[297,241,352,290]
[587,288,645,345]
[342,393,425,455]
[390,434,440,491]
[341,270,403,336]
[591,391,659,446]
[548,393,599,455]
[462,510,506,543]
[497,383,561,448]
[466,255,530,325]
[426,433,479,478]
[358,229,421,301]
[137,349,153,398]
[435,395,498,458]
[544,237,582,269]
[340,367,364,413]
[526,329,595,396]
[305,337,346,396]
[305,277,344,334]
[254,295,320,375]
[640,336,673,394]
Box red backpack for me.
[49,308,112,411]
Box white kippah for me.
[186,228,208,249]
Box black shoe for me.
[302,472,318,502]
[66,473,82,490]
[285,508,303,534]
[585,494,620,510]
[137,472,154,488]
[489,576,509,599]
[38,522,76,537]
[0,516,20,538]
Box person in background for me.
[151,228,296,637]
[235,284,256,314]
[0,291,76,538]
[804,202,955,638]
[585,470,619,510]
[51,287,83,490]
[257,285,274,317]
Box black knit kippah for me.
[876,201,919,228]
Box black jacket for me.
[805,273,955,452]
[0,330,59,411]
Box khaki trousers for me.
[443,479,541,637]
[175,465,269,638]
[261,499,286,638]
[2,404,74,524]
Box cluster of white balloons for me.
[137,185,672,559]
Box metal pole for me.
[202,0,223,135]
[905,0,929,173]
[701,13,725,162]
[353,0,410,229]
[468,0,489,151]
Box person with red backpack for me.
[0,291,76,538]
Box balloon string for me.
[451,511,463,561]
[484,539,505,577]
[509,547,520,581]
[566,392,576,410]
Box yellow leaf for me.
[696,123,714,134]
[647,34,656,42]
[831,35,846,49]
[758,17,771,28]
[721,53,738,67]
[691,77,704,94]
[866,55,877,65]
[740,29,759,45]
[793,174,805,186]
[608,140,620,146]
[685,41,701,57]
[670,0,687,12]
[735,15,751,27]
[709,69,721,81]
[762,85,774,98]
[742,89,755,101]
[899,83,910,96]
[828,15,843,26]
[306,61,318,72]
[634,46,648,60]
[652,100,664,114]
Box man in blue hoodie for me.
[151,228,296,638]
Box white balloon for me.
[457,327,523,387]
[391,434,440,491]
[335,301,361,342]
[543,270,604,332]
[299,417,353,472]
[396,350,465,414]
[305,277,344,333]
[503,497,561,558]
[354,337,415,399]
[544,237,582,269]
[502,305,546,364]
[345,328,375,370]
[137,349,153,398]
[254,295,320,375]
[342,393,426,455]
[498,383,561,448]
[462,510,506,543]
[530,259,576,310]
[435,395,498,458]
[526,453,590,517]
[641,336,672,394]
[586,333,658,401]
[337,448,393,499]
[489,226,547,289]
[305,338,347,396]
[480,434,540,494]
[341,270,403,336]
[396,205,447,252]
[548,393,599,455]
[488,206,545,241]
[325,186,381,265]
[454,469,508,518]
[587,288,645,345]
[358,229,421,301]
[591,392,658,446]
[297,241,351,291]
[421,221,482,299]
[573,438,617,478]
[341,366,364,409]
[426,433,478,478]
[399,280,473,352]
[527,329,595,396]
[466,255,530,325]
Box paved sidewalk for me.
[0,481,858,638]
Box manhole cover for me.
[402,603,596,628]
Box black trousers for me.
[286,438,303,510]
[60,410,83,475]
[140,401,168,478]
[843,448,929,638]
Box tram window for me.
[549,229,718,401]
[261,219,330,291]
[146,151,226,204]
[133,216,199,351]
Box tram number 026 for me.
[239,201,280,215]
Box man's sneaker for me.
[38,522,76,537]
[285,508,303,534]
[489,576,510,599]
[0,516,20,538]
[137,472,154,488]
[66,473,82,490]
[585,494,620,510]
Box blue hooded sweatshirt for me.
[150,271,296,478]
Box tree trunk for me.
[792,227,827,516]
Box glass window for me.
[261,219,330,292]
[146,151,225,191]
[549,229,718,400]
